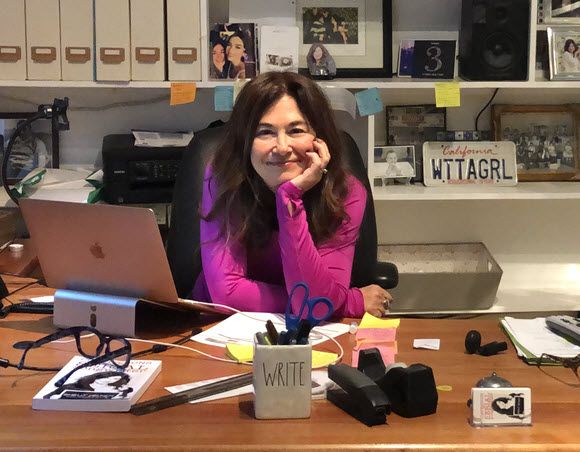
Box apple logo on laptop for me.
[90,242,105,259]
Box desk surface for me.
[0,280,579,451]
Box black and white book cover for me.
[32,356,162,412]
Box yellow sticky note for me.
[233,78,249,102]
[226,343,254,363]
[359,313,400,329]
[170,82,197,106]
[312,350,338,368]
[224,343,338,368]
[435,81,460,108]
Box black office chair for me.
[166,125,398,299]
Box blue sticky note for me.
[214,86,234,112]
[355,88,383,117]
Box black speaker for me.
[459,0,530,81]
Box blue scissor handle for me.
[285,282,334,331]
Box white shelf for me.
[372,182,580,201]
[4,79,580,90]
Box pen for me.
[255,332,269,345]
[293,319,312,345]
[265,320,279,345]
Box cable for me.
[475,88,499,132]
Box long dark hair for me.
[205,71,349,249]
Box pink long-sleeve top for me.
[192,166,366,318]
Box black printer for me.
[102,134,186,204]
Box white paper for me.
[413,338,440,350]
[229,0,295,26]
[192,312,350,347]
[259,26,299,73]
[132,130,193,148]
[502,317,580,358]
[322,87,357,119]
[165,370,337,404]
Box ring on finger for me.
[382,298,390,310]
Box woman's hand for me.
[360,284,393,317]
[290,137,330,193]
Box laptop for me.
[19,198,182,305]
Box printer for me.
[102,134,186,204]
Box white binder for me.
[166,0,202,81]
[25,0,61,80]
[95,0,131,81]
[0,0,27,80]
[130,0,166,81]
[60,0,94,81]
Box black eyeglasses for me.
[537,353,580,386]
[13,326,131,386]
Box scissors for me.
[285,282,334,333]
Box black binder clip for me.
[327,363,391,427]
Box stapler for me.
[357,348,438,418]
[327,363,391,427]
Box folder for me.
[95,0,131,81]
[25,0,61,80]
[130,0,165,81]
[0,0,27,80]
[60,0,94,81]
[166,0,202,81]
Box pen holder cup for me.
[253,342,312,419]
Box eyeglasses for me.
[13,326,131,387]
[537,353,580,386]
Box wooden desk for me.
[0,282,578,451]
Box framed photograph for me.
[296,0,392,78]
[547,26,580,79]
[0,115,55,184]
[386,105,447,183]
[209,23,258,80]
[541,0,580,24]
[372,145,416,187]
[491,104,580,181]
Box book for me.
[500,316,580,364]
[32,355,162,412]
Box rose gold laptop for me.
[19,199,180,305]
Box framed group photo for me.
[0,115,55,184]
[547,26,580,79]
[296,0,392,78]
[541,0,580,23]
[491,104,580,181]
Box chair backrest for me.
[166,125,378,298]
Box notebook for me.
[19,199,182,306]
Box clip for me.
[327,363,391,426]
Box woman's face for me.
[227,36,245,65]
[313,46,323,61]
[567,41,576,53]
[251,95,315,191]
[212,44,225,66]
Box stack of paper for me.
[500,316,580,364]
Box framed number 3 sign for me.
[411,40,456,79]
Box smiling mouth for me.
[266,160,299,167]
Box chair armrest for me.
[373,261,399,290]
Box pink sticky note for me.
[355,327,397,342]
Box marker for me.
[255,332,268,345]
[265,320,279,345]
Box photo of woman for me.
[209,23,257,81]
[561,38,580,72]
[306,43,336,79]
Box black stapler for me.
[327,363,391,427]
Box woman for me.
[224,31,256,80]
[209,40,227,79]
[306,44,336,79]
[561,38,580,72]
[193,72,392,318]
